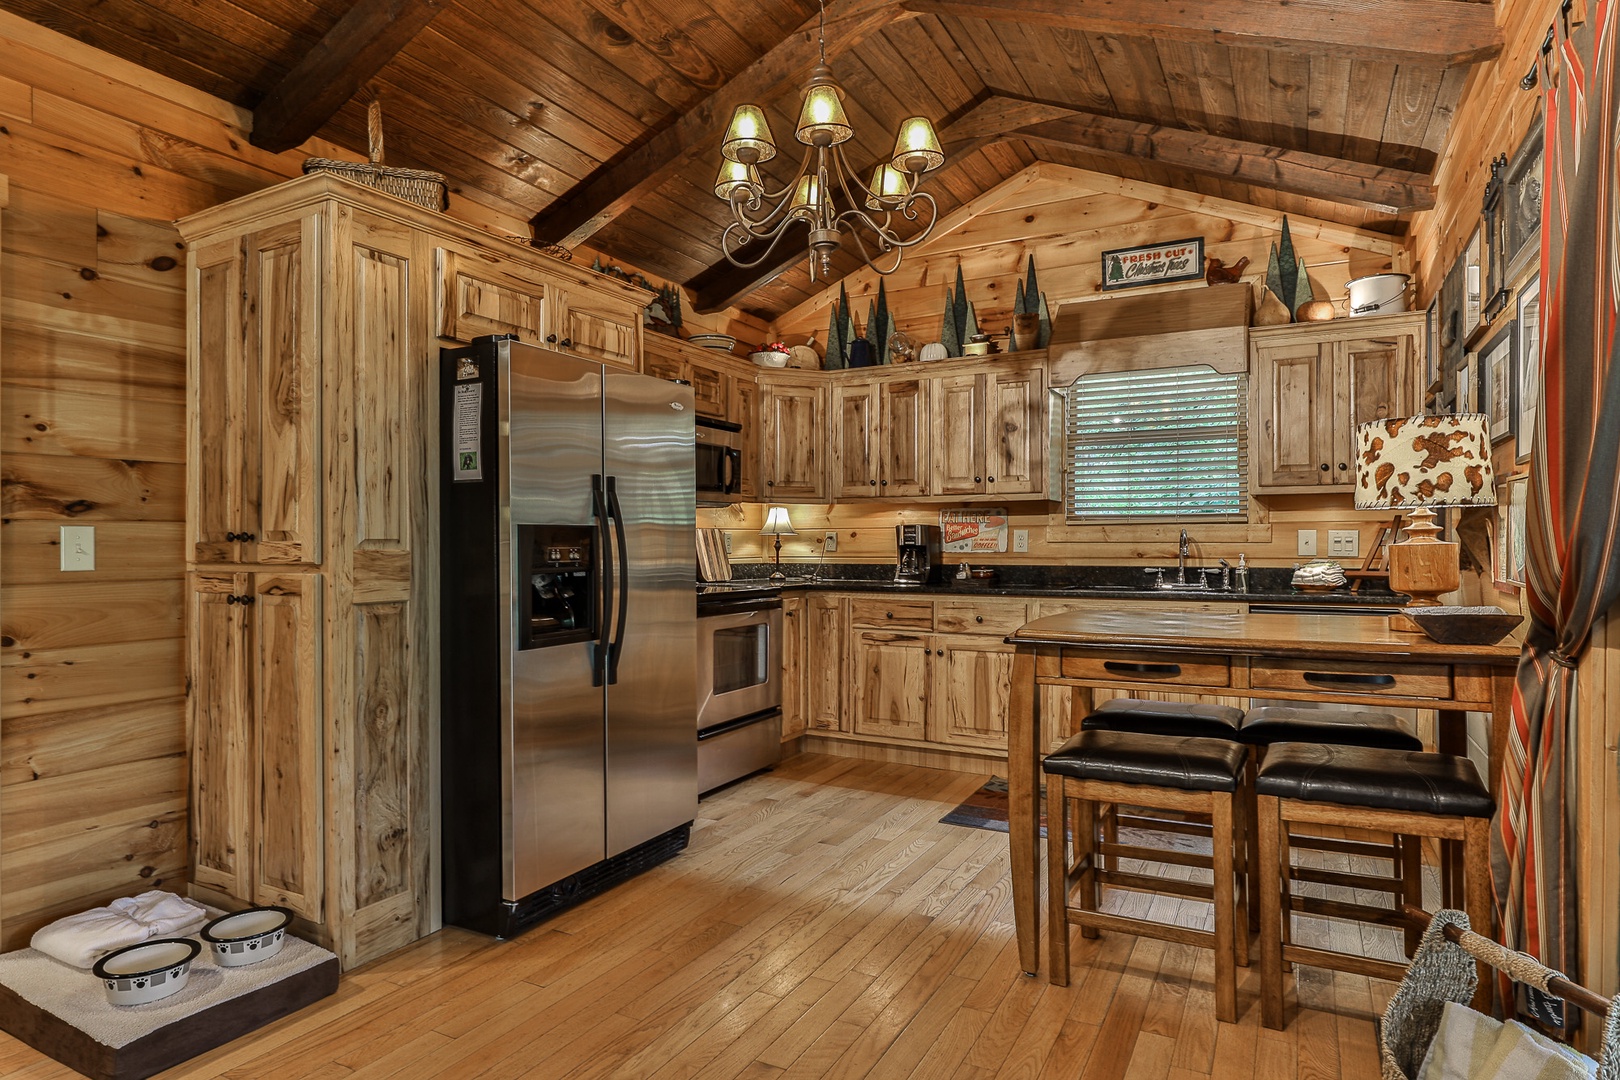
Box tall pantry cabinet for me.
[178,174,650,968]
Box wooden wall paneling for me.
[3,453,184,522]
[1,639,183,718]
[0,698,186,786]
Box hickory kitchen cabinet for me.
[758,375,829,502]
[180,174,652,968]
[831,376,930,499]
[929,361,1046,497]
[1249,311,1423,493]
[780,594,807,740]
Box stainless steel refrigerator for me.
[439,335,696,938]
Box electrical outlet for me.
[1012,529,1029,553]
[60,525,95,572]
[722,532,732,556]
[1328,529,1360,558]
[824,531,838,553]
[1296,529,1318,557]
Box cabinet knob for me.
[886,611,894,619]
[1319,463,1330,472]
[1338,462,1348,471]
[241,594,255,605]
[240,532,255,542]
[226,594,237,605]
[870,479,878,486]
[561,338,573,348]
[987,476,995,483]
[546,334,557,343]
[881,479,888,486]
[975,615,984,623]
[936,649,945,656]
[766,479,775,487]
[975,476,982,483]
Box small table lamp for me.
[760,506,796,582]
[1354,414,1496,632]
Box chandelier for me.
[713,1,945,281]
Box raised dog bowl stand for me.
[0,927,338,1080]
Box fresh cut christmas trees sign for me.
[1100,237,1204,291]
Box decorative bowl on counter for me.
[93,937,201,1006]
[749,350,790,368]
[200,905,294,967]
[1406,606,1522,645]
[686,334,737,352]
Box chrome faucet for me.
[1177,529,1190,585]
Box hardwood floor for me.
[0,754,1406,1078]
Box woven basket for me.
[303,99,447,212]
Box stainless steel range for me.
[696,582,783,793]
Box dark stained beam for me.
[1011,109,1434,214]
[251,0,446,154]
[899,0,1501,66]
[529,0,907,250]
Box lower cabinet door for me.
[932,636,1016,751]
[849,631,930,741]
[189,573,254,902]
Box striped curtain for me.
[1493,2,1620,988]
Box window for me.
[1061,364,1248,521]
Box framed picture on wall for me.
[1494,497,1512,588]
[1460,352,1479,413]
[1481,321,1516,444]
[1425,297,1441,407]
[1508,474,1529,586]
[1505,116,1545,284]
[1517,275,1541,462]
[1463,226,1484,341]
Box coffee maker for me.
[894,524,941,586]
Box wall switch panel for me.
[722,532,732,556]
[60,525,95,572]
[1327,530,1360,558]
[1296,529,1318,557]
[824,532,838,553]
[1013,529,1029,552]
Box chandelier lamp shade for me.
[714,2,944,281]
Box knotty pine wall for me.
[0,11,765,949]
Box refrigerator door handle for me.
[591,474,612,688]
[605,476,631,685]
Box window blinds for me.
[1063,365,1248,521]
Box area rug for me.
[940,776,1047,835]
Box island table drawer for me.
[1249,658,1452,699]
[1057,649,1231,688]
[848,598,934,630]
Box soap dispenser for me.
[1234,553,1249,593]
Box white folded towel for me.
[30,891,209,969]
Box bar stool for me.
[1044,728,1249,1023]
[1238,707,1425,948]
[1254,742,1495,1029]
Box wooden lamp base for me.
[1386,507,1458,633]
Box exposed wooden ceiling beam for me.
[1011,109,1434,215]
[250,0,446,154]
[898,0,1500,66]
[529,0,907,250]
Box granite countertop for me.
[721,563,1407,608]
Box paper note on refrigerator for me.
[940,509,1009,553]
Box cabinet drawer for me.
[848,598,934,629]
[1058,648,1231,688]
[1249,658,1451,700]
[934,599,1029,636]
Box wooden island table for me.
[1004,608,1523,977]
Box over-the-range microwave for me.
[695,415,743,504]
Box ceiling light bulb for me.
[795,64,853,146]
[722,104,776,165]
[891,116,944,174]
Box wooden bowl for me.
[1406,606,1522,645]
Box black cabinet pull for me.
[226,594,238,605]
[1338,462,1349,471]
[561,337,573,348]
[885,611,894,619]
[975,615,984,623]
[239,532,255,542]
[870,479,877,486]
[1320,463,1330,471]
[766,479,775,487]
[1103,661,1182,676]
[936,649,945,656]
[225,531,238,542]
[988,476,995,483]
[546,334,557,343]
[975,475,982,483]
[1302,671,1396,687]
[881,479,888,486]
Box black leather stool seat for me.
[1044,729,1247,793]
[1255,743,1495,818]
[1239,706,1422,751]
[1079,698,1244,740]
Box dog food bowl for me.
[92,938,200,1006]
[200,906,293,967]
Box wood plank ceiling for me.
[0,0,1496,320]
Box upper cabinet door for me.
[190,240,249,565]
[1333,333,1415,479]
[881,377,930,497]
[832,381,880,498]
[931,374,988,496]
[1252,340,1329,490]
[988,365,1044,495]
[760,380,827,501]
[434,246,547,344]
[553,288,641,369]
[245,218,323,565]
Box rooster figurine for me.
[1205,255,1250,285]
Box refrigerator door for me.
[603,367,697,856]
[504,341,608,899]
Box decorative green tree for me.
[1266,216,1302,321]
[1013,254,1052,347]
[1108,256,1125,284]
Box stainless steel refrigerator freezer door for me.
[503,341,607,899]
[603,368,697,856]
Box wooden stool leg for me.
[1047,774,1072,985]
[1246,753,1262,934]
[1076,797,1099,940]
[1463,816,1495,1015]
[1211,792,1238,1024]
[1258,794,1285,1030]
[1399,834,1423,957]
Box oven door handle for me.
[605,475,630,686]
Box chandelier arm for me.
[839,219,906,276]
[721,218,807,269]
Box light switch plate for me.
[1296,529,1318,557]
[60,525,95,571]
[1328,529,1360,558]
[722,532,732,556]
[1013,529,1029,553]
[824,532,838,553]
